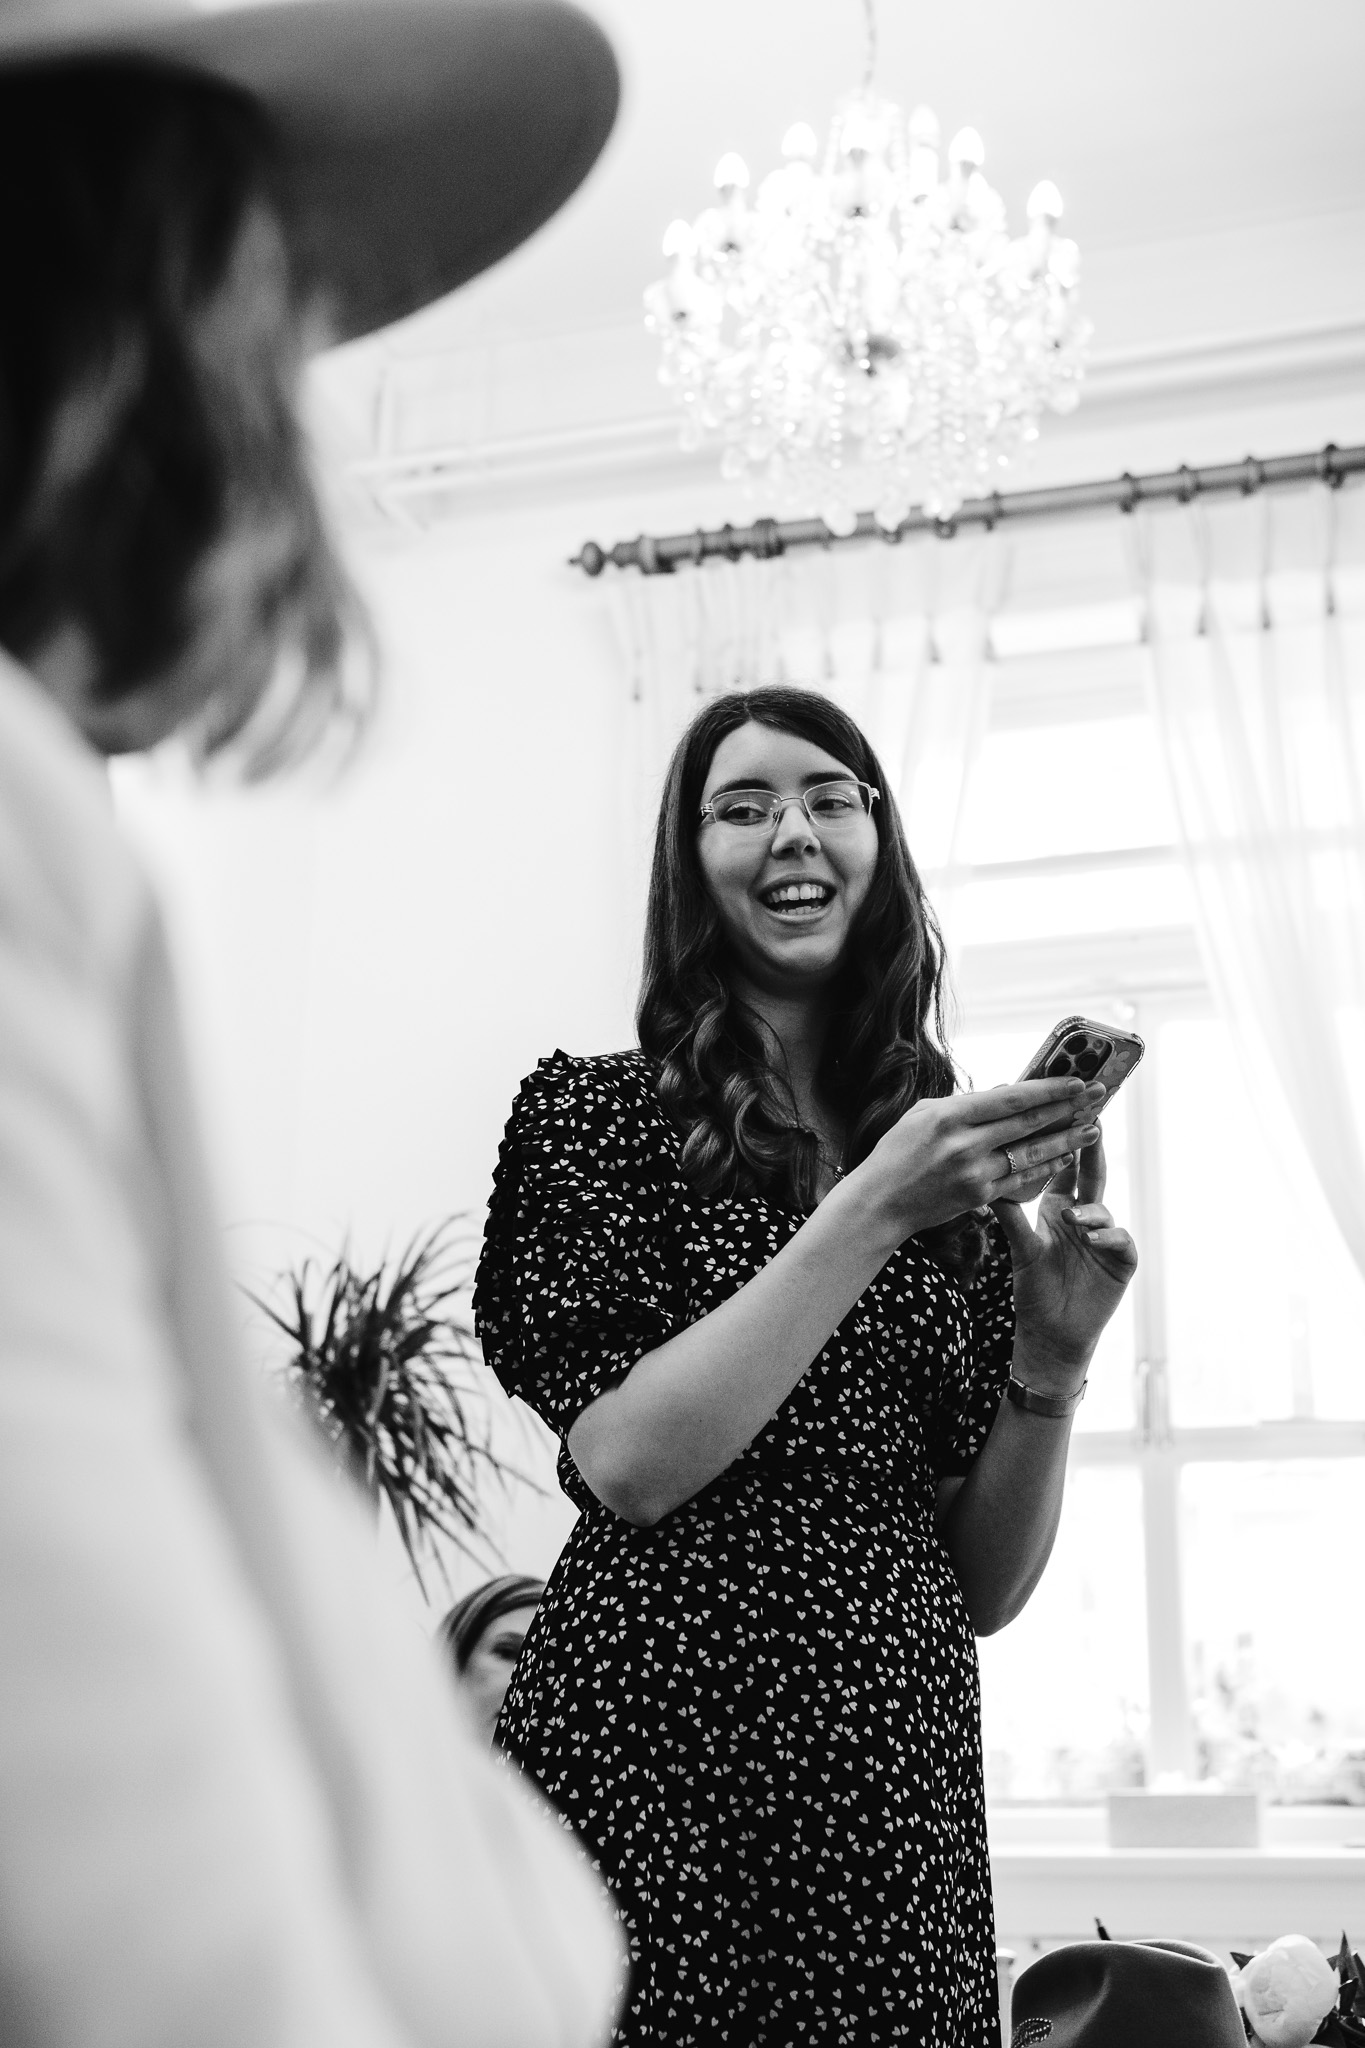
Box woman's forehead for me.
[702,721,856,792]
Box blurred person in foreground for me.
[0,3,625,2044]
[440,1576,547,1743]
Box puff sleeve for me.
[474,1053,687,1446]
[925,1216,1016,1479]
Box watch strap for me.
[1006,1374,1087,1419]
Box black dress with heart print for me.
[474,1048,1015,2048]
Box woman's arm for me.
[567,1075,1098,1526]
[935,1137,1138,1634]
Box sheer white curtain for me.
[605,531,1005,954]
[1131,483,1365,1278]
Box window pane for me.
[1182,1461,1365,1801]
[953,1025,1136,1434]
[980,1464,1148,1801]
[945,860,1196,948]
[1158,1017,1365,1423]
[957,716,1177,866]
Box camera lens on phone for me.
[1075,1039,1114,1080]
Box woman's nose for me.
[769,796,819,853]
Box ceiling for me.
[398,0,1365,353]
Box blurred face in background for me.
[461,1603,541,1744]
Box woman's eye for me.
[810,788,856,816]
[718,797,769,825]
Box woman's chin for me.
[745,936,846,993]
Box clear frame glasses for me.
[699,779,880,831]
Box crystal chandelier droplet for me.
[644,88,1091,526]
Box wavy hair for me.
[636,685,986,1279]
[0,59,369,776]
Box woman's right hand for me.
[857,1077,1105,1241]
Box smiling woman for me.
[475,684,1138,2046]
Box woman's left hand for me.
[991,1130,1138,1393]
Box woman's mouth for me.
[759,880,835,921]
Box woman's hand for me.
[993,1130,1138,1394]
[858,1076,1106,1242]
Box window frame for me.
[941,684,1365,1791]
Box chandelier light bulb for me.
[839,102,881,158]
[906,103,939,147]
[661,219,695,260]
[646,71,1090,522]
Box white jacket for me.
[0,652,623,2048]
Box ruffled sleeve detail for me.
[474,1052,685,1441]
[926,1214,1016,1479]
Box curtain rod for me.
[569,441,1365,578]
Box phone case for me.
[1018,1015,1146,1099]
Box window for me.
[934,638,1365,1804]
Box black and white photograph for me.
[1,1,1363,2043]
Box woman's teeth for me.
[763,883,832,918]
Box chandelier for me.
[644,4,1090,531]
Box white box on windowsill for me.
[1106,1790,1261,1848]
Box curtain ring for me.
[1319,441,1344,490]
[687,528,706,567]
[752,517,785,560]
[636,533,673,576]
[934,515,958,540]
[1175,464,1198,505]
[983,491,1004,533]
[1118,472,1139,515]
[1240,456,1264,498]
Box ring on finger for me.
[1003,1145,1020,1176]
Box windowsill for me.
[988,1804,1365,1851]
[988,1807,1365,1950]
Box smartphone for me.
[1018,1016,1146,1102]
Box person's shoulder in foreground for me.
[0,648,149,958]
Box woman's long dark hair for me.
[636,685,987,1280]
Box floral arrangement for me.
[253,1222,530,1596]
[1228,1935,1365,2047]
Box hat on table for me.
[0,0,620,341]
[1010,1939,1247,2048]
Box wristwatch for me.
[1006,1375,1087,1419]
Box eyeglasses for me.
[699,779,880,831]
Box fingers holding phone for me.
[989,1092,1105,1205]
[865,1075,1103,1238]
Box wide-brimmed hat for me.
[1010,1939,1247,2048]
[0,0,620,342]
